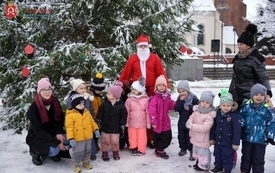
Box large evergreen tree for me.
[0,0,194,132]
[254,0,275,55]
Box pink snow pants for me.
[128,127,147,153]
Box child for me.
[96,85,127,161]
[66,77,98,160]
[239,83,275,173]
[65,94,100,173]
[174,80,199,160]
[90,73,106,116]
[125,77,151,156]
[89,73,106,152]
[186,91,216,171]
[209,90,241,173]
[148,75,175,159]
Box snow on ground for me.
[0,80,275,173]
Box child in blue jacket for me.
[239,83,275,173]
[210,90,241,173]
[174,80,199,160]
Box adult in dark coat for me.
[229,23,273,108]
[26,78,70,166]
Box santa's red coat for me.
[119,53,170,96]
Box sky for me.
[1,79,275,173]
[243,0,263,20]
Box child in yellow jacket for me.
[66,94,100,173]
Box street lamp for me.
[233,27,237,53]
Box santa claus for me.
[119,34,170,97]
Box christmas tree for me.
[0,0,194,132]
[255,0,275,55]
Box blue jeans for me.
[49,134,69,157]
[91,138,97,156]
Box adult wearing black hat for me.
[229,23,273,108]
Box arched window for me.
[197,24,204,45]
[226,48,232,54]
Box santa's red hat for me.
[136,34,151,47]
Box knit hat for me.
[220,91,233,105]
[177,80,190,93]
[37,78,52,93]
[237,24,257,48]
[91,73,106,91]
[71,93,85,108]
[108,85,122,99]
[131,77,146,94]
[136,34,150,47]
[69,77,85,91]
[155,75,167,90]
[200,91,215,105]
[250,83,267,98]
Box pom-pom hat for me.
[91,73,106,91]
[131,77,146,94]
[237,24,258,48]
[69,77,86,91]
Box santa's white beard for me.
[137,47,150,62]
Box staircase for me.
[203,67,275,80]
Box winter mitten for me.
[210,140,215,145]
[232,145,239,151]
[83,92,94,101]
[266,138,275,145]
[186,122,192,129]
[94,130,101,138]
[69,139,76,147]
[120,125,125,138]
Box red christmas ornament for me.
[4,1,18,20]
[21,67,30,77]
[186,48,193,55]
[24,44,34,55]
[180,45,187,53]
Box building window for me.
[226,48,232,54]
[197,24,204,45]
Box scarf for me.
[197,105,215,114]
[34,94,63,123]
[237,47,255,59]
[155,90,169,99]
[183,92,195,107]
[129,93,146,100]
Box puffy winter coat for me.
[174,93,199,129]
[97,99,127,133]
[148,91,175,133]
[210,109,241,146]
[65,108,99,142]
[229,49,272,104]
[119,53,169,96]
[26,101,65,155]
[187,105,216,148]
[239,100,275,145]
[125,95,150,128]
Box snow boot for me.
[113,151,120,160]
[83,160,93,169]
[102,151,110,161]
